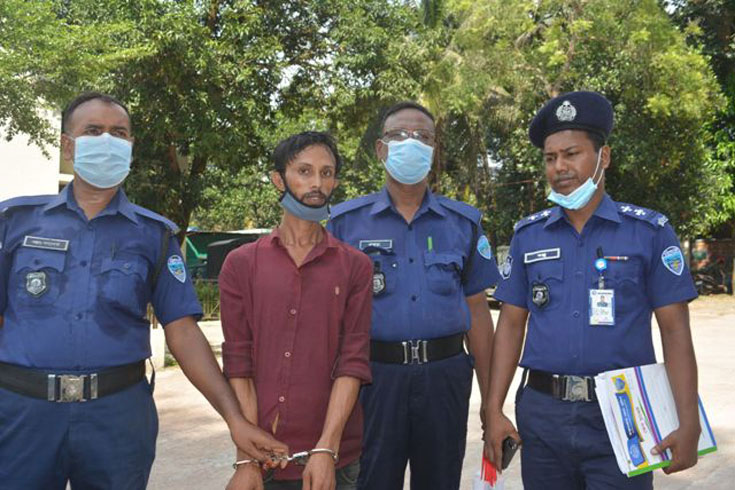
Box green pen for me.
[427,236,433,251]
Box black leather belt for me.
[527,369,597,402]
[370,333,465,364]
[0,360,146,402]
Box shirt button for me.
[74,313,82,320]
[575,270,582,277]
[289,308,297,315]
[278,396,285,403]
[80,260,88,267]
[573,311,580,318]
[284,352,291,358]
[408,225,413,231]
[409,258,414,264]
[124,263,131,269]
[411,295,417,301]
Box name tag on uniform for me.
[524,248,560,264]
[359,239,393,252]
[589,289,615,326]
[22,236,69,252]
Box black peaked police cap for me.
[529,91,614,148]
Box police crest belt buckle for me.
[402,340,428,364]
[48,373,99,402]
[562,375,591,402]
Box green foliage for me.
[427,0,725,242]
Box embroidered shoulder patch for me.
[167,255,187,283]
[661,246,684,276]
[477,235,493,260]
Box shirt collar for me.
[369,186,446,217]
[268,226,337,249]
[543,192,621,229]
[42,181,139,225]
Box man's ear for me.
[271,171,285,192]
[60,133,74,165]
[601,145,611,170]
[375,139,388,162]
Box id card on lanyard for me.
[590,255,615,326]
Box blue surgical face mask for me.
[382,138,433,185]
[547,150,604,210]
[73,133,132,189]
[278,184,330,222]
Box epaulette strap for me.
[0,195,55,213]
[616,203,667,228]
[330,193,380,219]
[436,197,481,224]
[130,204,180,234]
[514,208,553,231]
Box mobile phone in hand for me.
[501,436,520,470]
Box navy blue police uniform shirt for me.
[493,194,698,376]
[328,187,501,342]
[0,183,203,370]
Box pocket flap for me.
[424,252,463,268]
[13,249,66,273]
[101,258,147,278]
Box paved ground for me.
[148,296,734,489]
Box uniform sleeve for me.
[463,222,502,296]
[219,252,255,379]
[333,252,372,383]
[325,214,342,240]
[492,231,529,308]
[151,234,203,326]
[0,215,8,314]
[646,224,698,309]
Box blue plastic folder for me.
[594,363,717,477]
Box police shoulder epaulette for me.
[0,195,56,215]
[514,208,554,231]
[616,203,668,228]
[130,204,180,234]
[330,192,381,219]
[436,196,481,224]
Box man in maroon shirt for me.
[220,131,373,490]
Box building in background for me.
[0,111,71,201]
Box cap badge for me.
[556,100,577,122]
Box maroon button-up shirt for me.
[220,228,372,480]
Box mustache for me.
[302,191,328,201]
[552,173,577,184]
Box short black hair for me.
[61,92,130,133]
[272,131,343,175]
[380,101,435,132]
[584,130,605,152]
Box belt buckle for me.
[563,375,590,402]
[56,375,87,402]
[402,340,428,364]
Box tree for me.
[0,0,133,148]
[425,0,725,244]
[664,0,735,237]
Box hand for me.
[226,464,263,490]
[229,418,289,463]
[484,410,521,473]
[301,453,336,490]
[652,425,700,474]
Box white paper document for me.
[594,363,717,477]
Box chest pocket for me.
[604,260,642,314]
[12,249,67,305]
[424,251,463,296]
[526,259,564,312]
[100,258,150,318]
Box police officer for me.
[328,101,501,489]
[0,92,285,489]
[485,91,700,489]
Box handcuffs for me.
[233,448,338,470]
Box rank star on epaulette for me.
[634,209,646,216]
[540,210,551,217]
[657,216,668,227]
[620,205,632,213]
